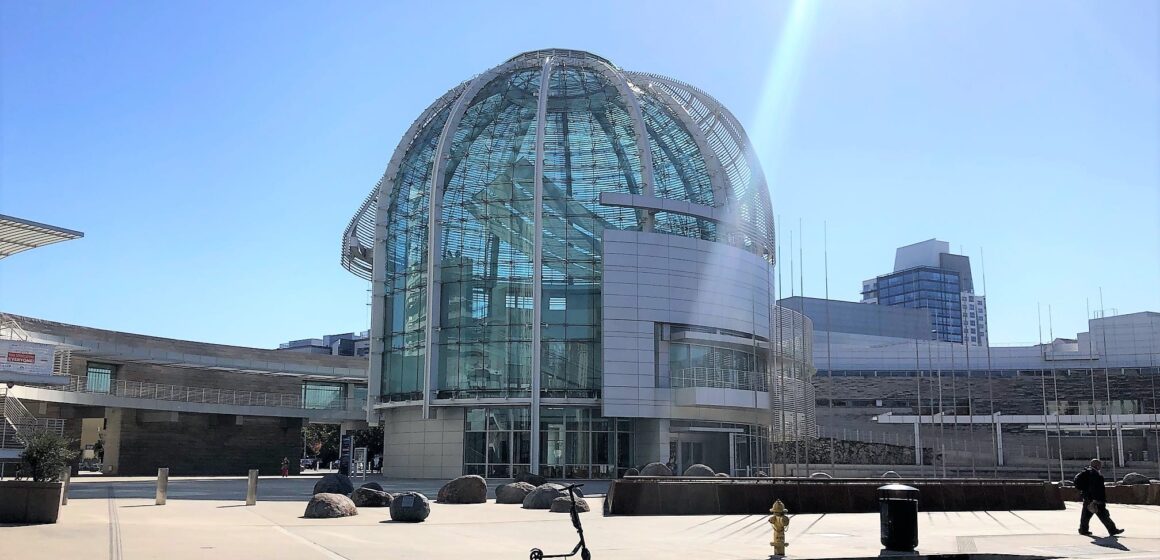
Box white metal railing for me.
[1,390,65,450]
[57,374,362,413]
[672,367,768,392]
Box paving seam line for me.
[106,486,123,560]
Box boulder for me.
[389,492,431,523]
[715,472,730,478]
[623,468,640,477]
[351,487,392,508]
[496,482,536,504]
[313,473,354,495]
[304,493,358,518]
[360,481,384,491]
[682,464,715,477]
[515,471,548,487]
[1121,472,1151,485]
[810,472,833,479]
[640,462,672,476]
[523,483,568,509]
[437,475,487,504]
[882,471,901,478]
[755,471,769,477]
[550,496,590,513]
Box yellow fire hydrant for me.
[769,499,790,556]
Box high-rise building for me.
[861,239,987,345]
[340,49,816,479]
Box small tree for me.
[21,431,78,482]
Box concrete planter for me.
[0,481,63,524]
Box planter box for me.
[0,481,63,524]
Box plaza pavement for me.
[1,475,1158,560]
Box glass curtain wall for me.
[381,104,457,402]
[539,65,640,398]
[437,69,541,399]
[464,407,532,478]
[539,407,632,479]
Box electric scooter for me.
[529,483,591,560]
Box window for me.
[301,382,344,409]
[85,363,114,394]
[548,297,566,311]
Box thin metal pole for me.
[1086,298,1102,461]
[915,338,924,471]
[1049,306,1065,481]
[980,247,997,476]
[1099,288,1117,479]
[964,317,976,477]
[1038,305,1052,481]
[799,218,810,475]
[824,221,834,473]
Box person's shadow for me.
[1091,536,1129,551]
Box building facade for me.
[279,331,370,357]
[861,239,988,345]
[781,296,1160,479]
[341,49,814,478]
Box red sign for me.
[7,351,35,364]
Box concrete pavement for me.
[1,476,1158,560]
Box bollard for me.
[61,469,71,505]
[246,469,258,506]
[769,499,790,556]
[156,468,169,505]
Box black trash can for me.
[878,484,918,551]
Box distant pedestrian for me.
[1073,458,1124,537]
[280,457,290,478]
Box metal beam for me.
[529,57,553,475]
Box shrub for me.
[21,431,78,482]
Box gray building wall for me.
[778,296,931,340]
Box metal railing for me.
[1,388,65,450]
[55,375,363,413]
[672,367,768,392]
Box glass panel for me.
[464,432,486,464]
[85,363,113,394]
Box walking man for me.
[1073,458,1124,537]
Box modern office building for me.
[279,331,370,357]
[341,48,815,479]
[861,239,988,345]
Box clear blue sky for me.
[1,1,1157,348]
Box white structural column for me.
[593,61,656,231]
[528,58,553,475]
[367,84,467,422]
[422,63,521,419]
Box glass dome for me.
[342,49,774,401]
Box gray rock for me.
[359,481,384,491]
[304,493,358,518]
[640,462,673,476]
[313,473,354,495]
[683,464,715,477]
[882,471,901,478]
[496,482,536,504]
[389,491,431,522]
[522,483,567,509]
[623,468,640,477]
[515,471,548,487]
[755,471,769,477]
[437,475,487,504]
[550,495,590,513]
[1121,472,1151,485]
[810,472,833,479]
[351,487,392,507]
[715,472,730,477]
